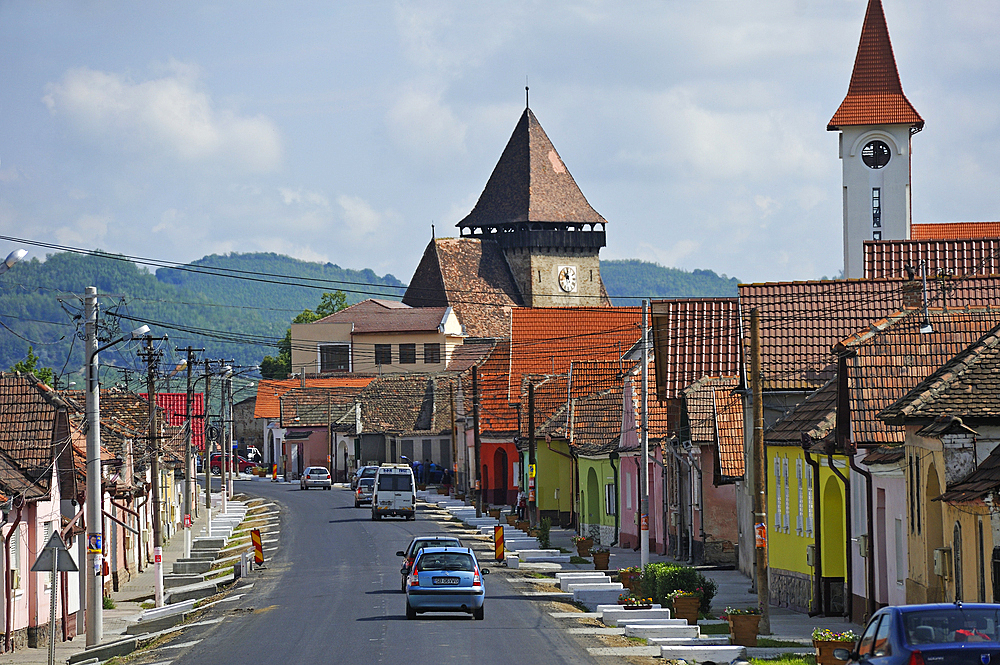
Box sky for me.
[1,0,998,287]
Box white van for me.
[371,464,416,520]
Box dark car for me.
[396,536,462,591]
[835,602,1000,665]
[351,465,378,490]
[209,453,255,475]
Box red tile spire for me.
[828,0,923,131]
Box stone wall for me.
[770,567,812,614]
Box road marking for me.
[219,594,244,602]
[159,640,202,649]
[253,605,279,614]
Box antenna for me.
[431,223,435,240]
[525,78,529,108]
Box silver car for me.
[300,466,332,490]
[354,478,375,507]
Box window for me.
[375,344,391,366]
[895,518,905,584]
[873,615,892,657]
[858,616,882,657]
[605,483,617,515]
[873,231,882,241]
[807,470,814,536]
[774,457,782,530]
[625,471,632,510]
[796,459,803,535]
[319,344,349,372]
[783,457,790,532]
[423,343,441,364]
[872,187,882,228]
[399,344,416,364]
[377,474,413,492]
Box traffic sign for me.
[32,533,78,572]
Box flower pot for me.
[618,603,653,610]
[489,509,501,519]
[436,486,448,495]
[417,484,427,491]
[619,570,641,592]
[672,596,701,625]
[593,551,611,570]
[576,538,593,557]
[506,515,517,526]
[515,520,529,532]
[728,614,761,647]
[814,640,850,665]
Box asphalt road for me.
[130,479,601,665]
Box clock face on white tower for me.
[558,265,577,292]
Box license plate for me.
[432,577,460,585]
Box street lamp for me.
[84,285,149,647]
[0,248,26,275]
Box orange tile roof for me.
[911,222,1000,241]
[739,277,1000,391]
[714,384,745,479]
[651,298,741,400]
[828,0,922,130]
[254,377,375,419]
[508,307,641,405]
[837,307,1000,447]
[864,237,1000,280]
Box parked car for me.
[834,602,1000,664]
[300,466,332,490]
[396,536,462,591]
[404,547,489,620]
[351,465,379,490]
[355,478,375,507]
[209,453,255,475]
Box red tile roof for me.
[864,238,1000,279]
[313,299,450,334]
[828,0,922,130]
[141,393,204,451]
[651,298,741,400]
[739,277,1000,391]
[912,222,1000,241]
[254,376,375,419]
[680,376,744,480]
[766,378,838,446]
[0,373,67,498]
[279,386,366,430]
[837,307,1000,447]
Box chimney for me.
[900,280,922,309]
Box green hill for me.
[600,259,739,305]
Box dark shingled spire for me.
[457,108,606,232]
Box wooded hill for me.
[0,251,738,384]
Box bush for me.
[638,562,718,614]
[537,517,552,549]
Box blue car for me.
[835,602,1000,664]
[404,547,489,620]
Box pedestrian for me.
[517,489,526,520]
[414,459,423,485]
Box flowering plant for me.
[668,588,703,599]
[618,566,641,574]
[618,593,654,606]
[812,628,858,642]
[572,535,593,544]
[723,605,763,616]
[590,545,610,555]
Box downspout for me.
[828,453,852,622]
[688,448,704,562]
[4,495,24,652]
[804,445,824,616]
[850,453,876,621]
[609,452,620,547]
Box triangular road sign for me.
[31,533,79,572]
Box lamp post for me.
[84,285,149,646]
[0,248,26,275]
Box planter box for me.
[619,570,641,592]
[814,639,852,665]
[576,539,593,557]
[728,615,761,647]
[593,552,611,569]
[671,596,700,625]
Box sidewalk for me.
[541,523,858,642]
[0,488,220,665]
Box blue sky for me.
[1,0,998,285]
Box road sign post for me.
[32,533,78,665]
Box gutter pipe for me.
[828,453,852,622]
[804,446,823,616]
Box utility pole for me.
[641,301,650,567]
[139,337,166,607]
[751,308,771,633]
[179,347,202,559]
[472,366,482,518]
[203,359,213,535]
[528,382,536,527]
[84,287,102,646]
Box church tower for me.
[456,107,609,307]
[828,0,923,279]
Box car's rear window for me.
[413,540,459,555]
[359,479,374,488]
[307,468,327,474]
[378,474,413,492]
[417,552,474,572]
[361,467,378,477]
[905,608,1000,644]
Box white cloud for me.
[54,212,111,246]
[385,85,466,159]
[43,61,282,173]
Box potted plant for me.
[591,545,611,570]
[617,593,653,610]
[812,628,858,665]
[488,507,502,519]
[618,566,641,592]
[668,589,703,625]
[724,606,762,646]
[572,535,594,557]
[506,514,517,525]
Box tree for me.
[259,291,348,379]
[10,345,55,387]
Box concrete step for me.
[567,582,623,593]
[172,559,213,574]
[559,575,610,591]
[659,645,747,662]
[648,636,731,646]
[193,537,226,550]
[163,573,235,604]
[163,574,204,589]
[598,606,669,625]
[624,624,702,639]
[575,588,632,611]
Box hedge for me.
[637,562,718,614]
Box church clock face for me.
[558,265,577,292]
[861,140,891,169]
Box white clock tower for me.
[828,0,923,279]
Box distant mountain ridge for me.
[0,251,736,384]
